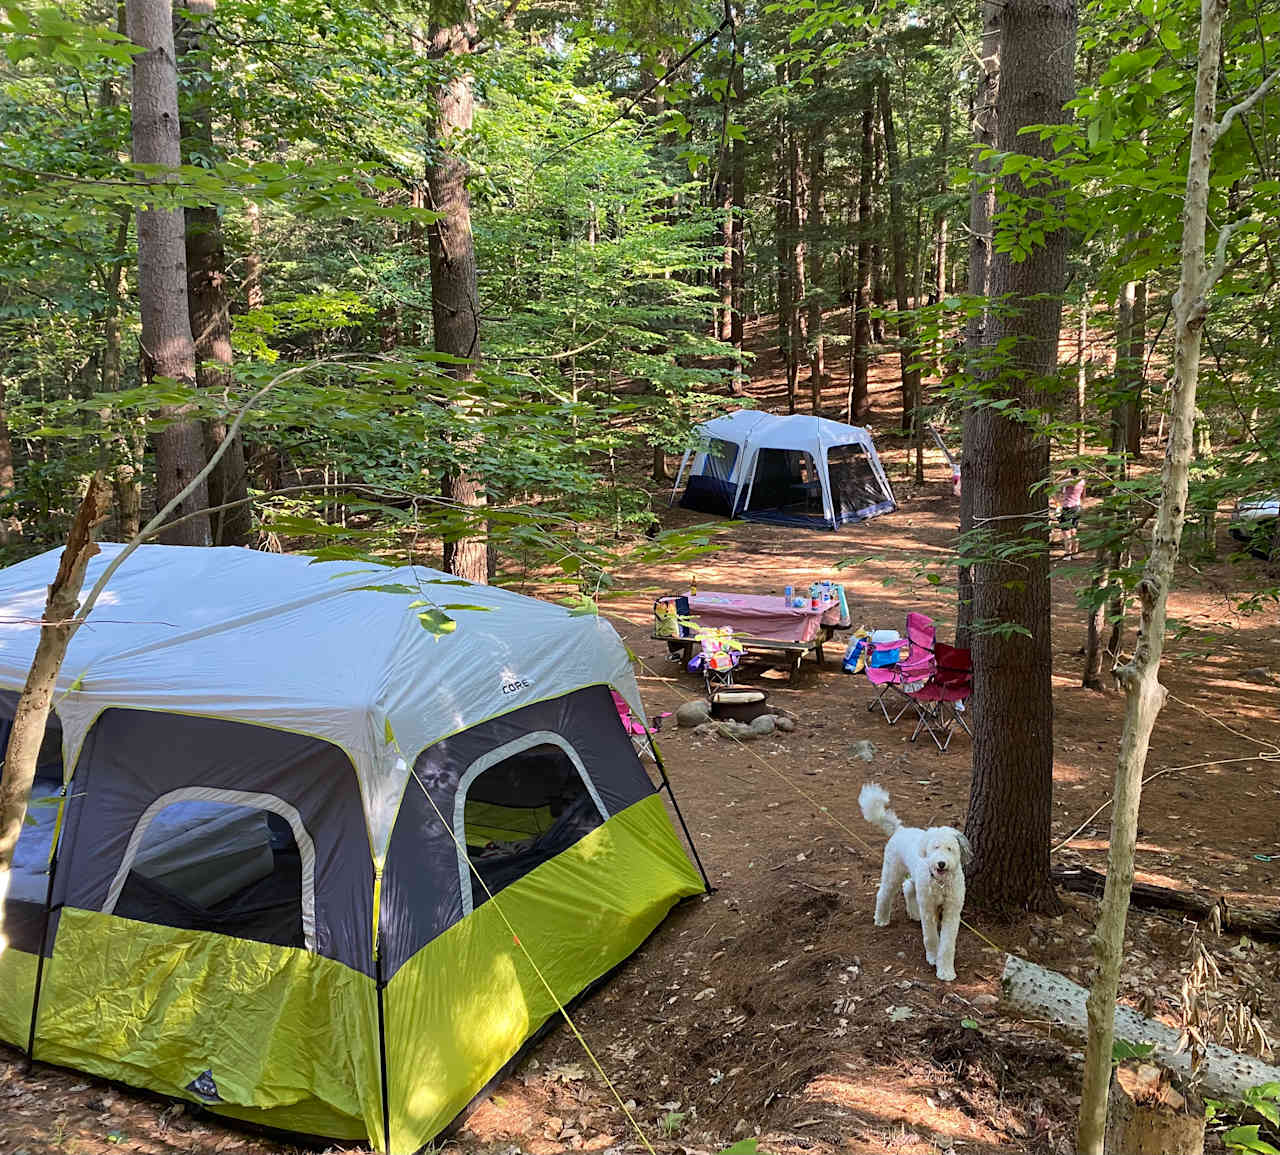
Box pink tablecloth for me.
[687,590,841,643]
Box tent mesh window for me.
[680,437,740,516]
[463,743,603,908]
[827,444,888,521]
[113,800,306,949]
[747,449,824,521]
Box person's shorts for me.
[1059,507,1080,529]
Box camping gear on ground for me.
[0,544,707,1153]
[687,626,742,692]
[669,410,896,530]
[653,595,681,638]
[868,627,905,667]
[610,690,670,758]
[904,642,973,751]
[842,628,871,674]
[865,613,937,723]
[709,687,770,723]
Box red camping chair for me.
[865,612,936,723]
[905,642,972,751]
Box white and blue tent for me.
[670,410,896,530]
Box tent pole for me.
[25,783,66,1070]
[647,739,713,893]
[735,450,757,519]
[375,940,392,1153]
[669,450,692,506]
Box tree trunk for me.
[1126,280,1147,457]
[178,0,251,547]
[127,0,211,547]
[427,15,488,583]
[850,90,874,422]
[103,207,143,539]
[719,164,733,341]
[957,0,1002,648]
[774,71,794,413]
[1077,1,1246,1144]
[870,124,887,348]
[933,76,952,376]
[0,476,113,871]
[244,200,264,310]
[1075,291,1088,456]
[1105,1064,1205,1155]
[729,32,745,388]
[788,98,808,412]
[98,4,142,540]
[962,0,1075,915]
[878,80,922,438]
[0,380,14,546]
[806,97,826,412]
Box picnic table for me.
[654,589,849,677]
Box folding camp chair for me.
[864,612,936,723]
[905,642,972,752]
[611,691,669,759]
[688,626,742,694]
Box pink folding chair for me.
[865,612,936,723]
[905,642,972,751]
[611,691,670,759]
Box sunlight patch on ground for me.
[805,1071,1005,1149]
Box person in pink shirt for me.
[1057,466,1086,558]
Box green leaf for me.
[1112,1040,1156,1062]
[384,717,395,744]
[961,1018,979,1029]
[1224,1125,1280,1155]
[352,583,418,595]
[417,609,457,636]
[719,1142,760,1155]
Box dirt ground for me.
[3,328,1279,1155]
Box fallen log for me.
[1052,865,1280,943]
[1001,955,1280,1103]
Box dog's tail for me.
[859,782,901,838]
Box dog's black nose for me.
[936,862,948,871]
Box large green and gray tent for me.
[0,544,706,1151]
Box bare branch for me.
[1205,216,1251,294]
[1213,68,1280,143]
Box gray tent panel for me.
[379,684,657,977]
[53,709,375,976]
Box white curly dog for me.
[859,783,971,982]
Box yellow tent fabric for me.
[0,945,38,1046]
[34,908,381,1141]
[385,793,703,1152]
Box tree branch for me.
[1203,216,1250,296]
[1213,67,1280,143]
